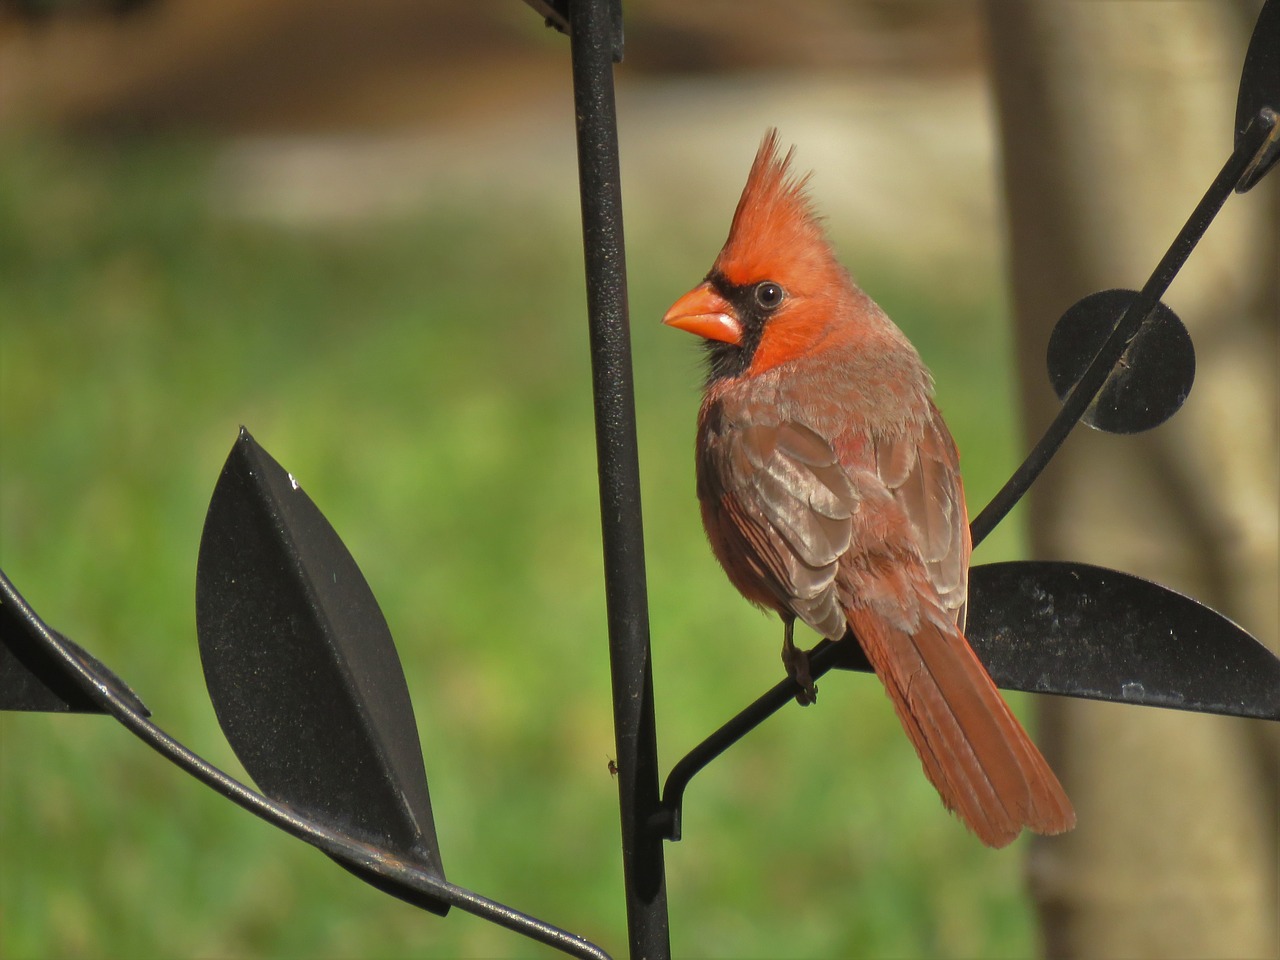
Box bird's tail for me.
[846,604,1075,847]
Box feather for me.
[847,587,1075,846]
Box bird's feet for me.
[781,622,817,706]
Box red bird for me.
[663,130,1075,847]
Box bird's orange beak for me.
[662,283,742,345]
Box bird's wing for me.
[870,403,971,628]
[699,413,861,639]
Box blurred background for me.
[0,2,1273,958]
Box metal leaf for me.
[966,560,1280,720]
[196,427,448,913]
[0,577,149,716]
[1234,0,1279,193]
[824,561,1280,720]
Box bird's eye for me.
[754,281,785,310]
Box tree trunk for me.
[983,2,1279,957]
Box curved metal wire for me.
[969,106,1278,545]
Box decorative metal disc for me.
[1047,288,1195,434]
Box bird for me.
[662,129,1075,847]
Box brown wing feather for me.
[873,402,970,629]
[698,403,859,639]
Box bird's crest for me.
[714,129,838,292]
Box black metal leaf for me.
[1235,0,1279,193]
[196,427,448,914]
[966,560,1280,720]
[0,578,149,715]
[1046,289,1195,434]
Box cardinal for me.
[663,130,1075,847]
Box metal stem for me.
[566,1,671,957]
[968,106,1277,546]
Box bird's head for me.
[663,129,850,384]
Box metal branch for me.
[968,106,1278,546]
[0,571,611,960]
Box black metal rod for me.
[652,638,848,840]
[968,106,1278,546]
[653,107,1279,839]
[0,571,611,960]
[566,1,671,957]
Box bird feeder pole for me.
[565,0,672,956]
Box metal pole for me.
[566,1,671,957]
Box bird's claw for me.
[782,630,818,706]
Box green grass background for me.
[1,136,1038,959]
